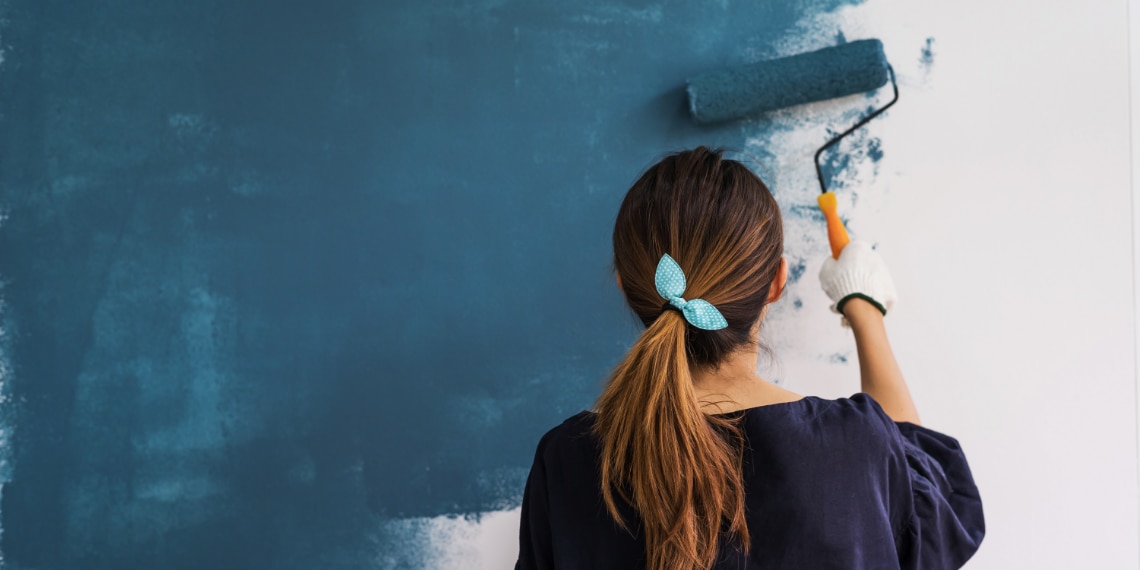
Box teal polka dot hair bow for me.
[655,254,728,331]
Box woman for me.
[515,147,984,570]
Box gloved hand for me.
[818,240,897,326]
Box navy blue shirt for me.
[516,393,984,569]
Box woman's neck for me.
[691,349,802,414]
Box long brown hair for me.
[593,147,784,570]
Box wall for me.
[0,0,1134,568]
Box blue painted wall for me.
[0,0,861,566]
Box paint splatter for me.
[919,37,935,71]
[829,353,849,364]
[788,257,807,283]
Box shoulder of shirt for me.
[534,411,597,458]
[800,393,904,452]
[833,392,894,422]
[765,392,890,423]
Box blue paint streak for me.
[0,0,871,567]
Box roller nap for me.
[686,39,890,124]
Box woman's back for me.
[515,147,984,569]
[517,393,983,569]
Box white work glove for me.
[818,240,897,327]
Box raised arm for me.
[843,298,920,424]
[818,240,920,424]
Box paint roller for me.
[686,39,898,259]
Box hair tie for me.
[654,254,728,331]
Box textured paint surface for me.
[0,0,895,567]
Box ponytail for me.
[593,309,749,570]
[601,146,784,569]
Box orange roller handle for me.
[817,192,850,260]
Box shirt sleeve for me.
[891,420,986,569]
[515,431,555,570]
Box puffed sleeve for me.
[892,420,985,569]
[515,431,554,570]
